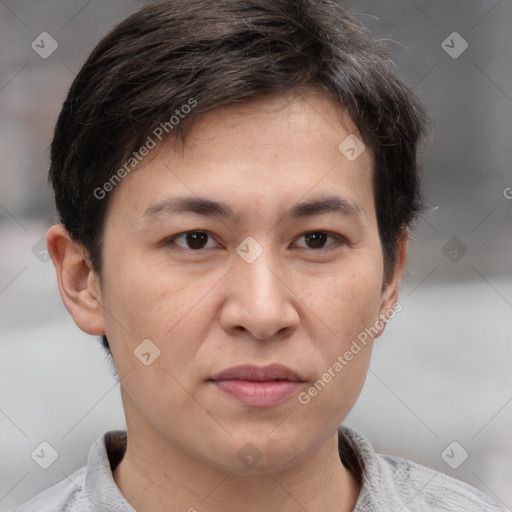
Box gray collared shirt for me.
[12,425,509,511]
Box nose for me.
[219,250,300,341]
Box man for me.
[14,0,507,511]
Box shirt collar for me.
[83,426,380,511]
[82,430,134,511]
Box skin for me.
[48,88,407,512]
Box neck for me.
[113,424,360,512]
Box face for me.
[83,89,402,473]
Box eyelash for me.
[166,230,345,252]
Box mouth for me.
[209,364,305,407]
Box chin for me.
[212,428,311,475]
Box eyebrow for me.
[142,195,363,221]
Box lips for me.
[209,364,305,407]
[211,364,304,382]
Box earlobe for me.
[375,232,408,338]
[47,224,106,336]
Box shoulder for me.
[340,425,509,512]
[11,466,87,512]
[377,452,508,511]
[11,430,131,512]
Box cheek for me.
[296,268,380,422]
[99,263,218,422]
[296,253,383,407]
[305,255,384,341]
[100,253,224,367]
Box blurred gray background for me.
[1,0,511,510]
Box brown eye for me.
[170,231,217,250]
[185,232,209,249]
[304,232,328,249]
[295,231,340,250]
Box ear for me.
[374,231,408,340]
[46,224,106,336]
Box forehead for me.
[105,89,375,224]
[179,89,369,165]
